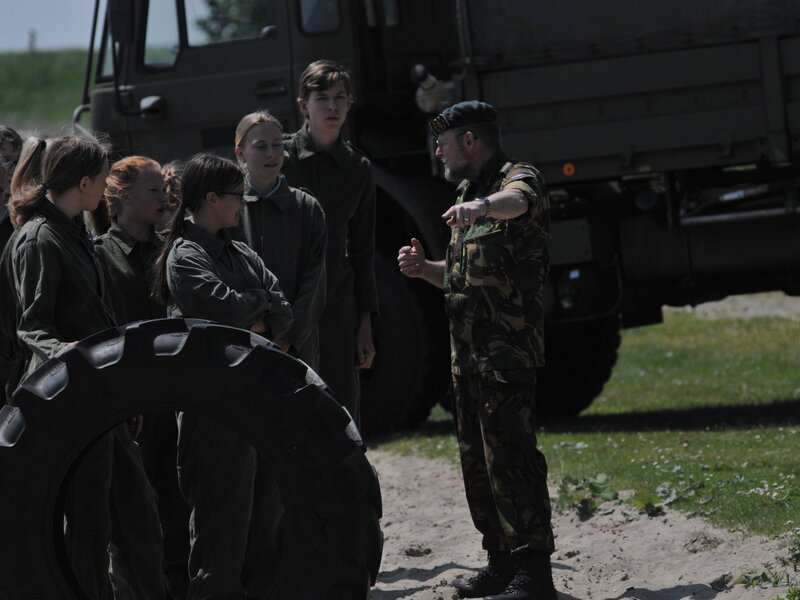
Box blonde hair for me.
[234,111,284,162]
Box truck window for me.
[363,0,400,28]
[185,0,278,45]
[299,0,340,34]
[99,24,114,79]
[144,0,180,67]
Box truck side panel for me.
[475,40,800,185]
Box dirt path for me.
[367,449,790,600]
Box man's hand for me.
[397,237,427,278]
[249,321,268,334]
[356,313,376,369]
[442,199,485,228]
[398,238,446,290]
[128,415,144,440]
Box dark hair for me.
[0,126,23,155]
[151,153,243,303]
[8,135,109,229]
[298,59,353,102]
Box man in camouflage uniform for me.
[397,101,557,600]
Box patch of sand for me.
[368,449,791,600]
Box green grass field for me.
[372,309,800,537]
[0,49,86,130]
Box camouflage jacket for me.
[444,150,551,374]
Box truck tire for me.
[400,281,450,429]
[0,318,383,600]
[359,258,422,436]
[536,314,622,418]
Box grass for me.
[371,309,800,538]
[0,49,87,130]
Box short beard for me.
[443,162,471,184]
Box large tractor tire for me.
[0,318,382,600]
[536,314,622,419]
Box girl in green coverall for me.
[152,153,293,600]
[8,136,164,600]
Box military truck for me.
[75,0,800,433]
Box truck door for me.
[91,0,294,162]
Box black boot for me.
[484,551,557,600]
[452,550,515,598]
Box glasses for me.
[219,190,245,200]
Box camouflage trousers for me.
[452,370,555,554]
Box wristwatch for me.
[479,196,491,216]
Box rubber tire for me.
[0,318,383,600]
[400,280,451,429]
[359,257,422,437]
[536,314,622,419]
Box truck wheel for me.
[360,258,422,436]
[536,314,621,418]
[0,319,383,600]
[401,281,451,429]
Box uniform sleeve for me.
[167,242,271,329]
[503,163,549,222]
[348,163,379,315]
[13,239,70,361]
[282,196,327,350]
[93,240,129,325]
[250,247,294,341]
[0,242,19,363]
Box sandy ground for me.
[367,449,791,600]
[673,291,800,321]
[369,293,800,600]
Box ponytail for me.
[8,135,109,230]
[8,138,49,229]
[151,203,189,304]
[9,183,49,229]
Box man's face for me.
[299,80,352,136]
[435,129,471,183]
[1,140,20,200]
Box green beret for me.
[429,100,497,135]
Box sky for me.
[0,0,99,52]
